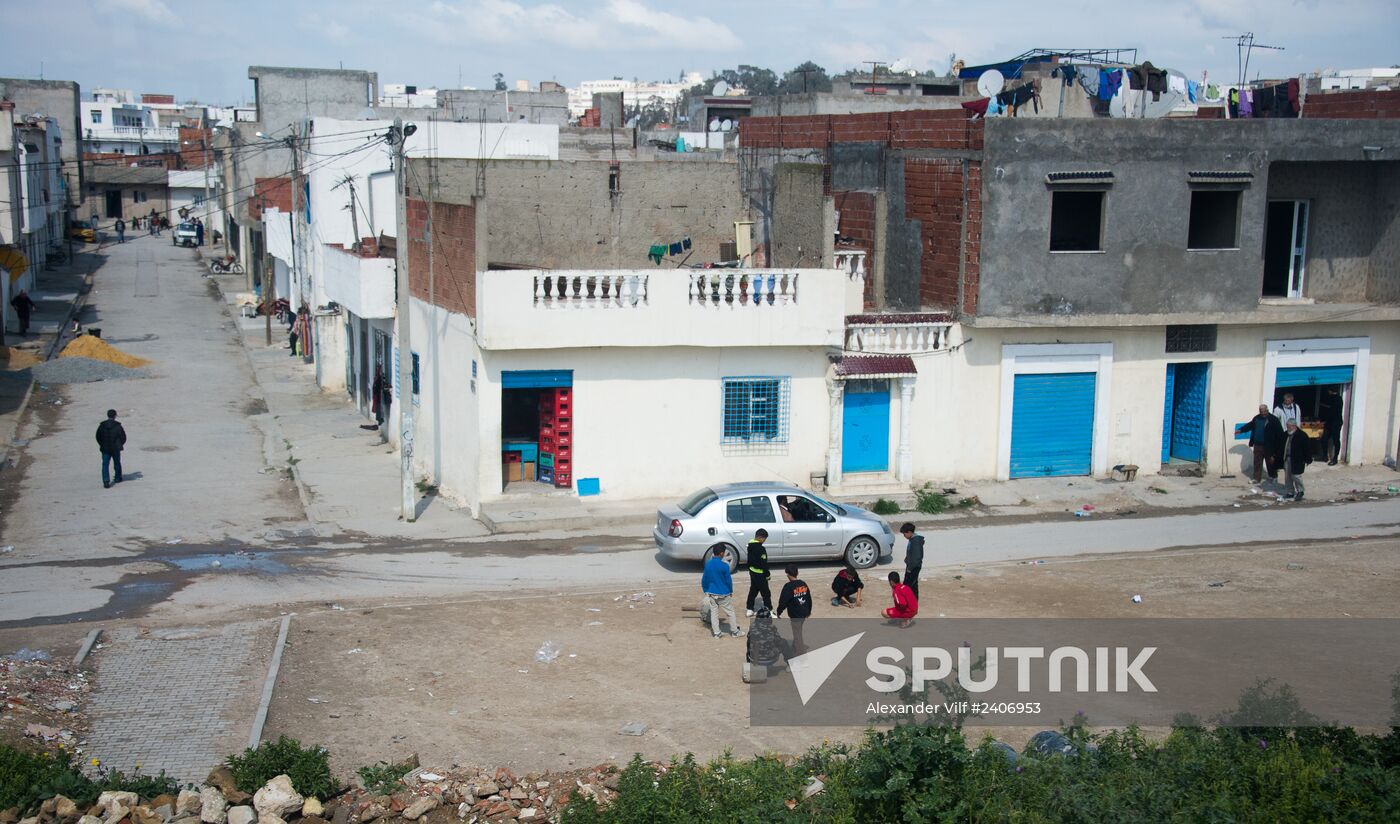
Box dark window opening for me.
[1187,190,1241,250]
[608,163,621,198]
[1166,324,1218,353]
[1049,190,1104,252]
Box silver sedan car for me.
[653,482,895,571]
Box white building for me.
[1,111,65,332]
[168,168,222,231]
[567,72,705,117]
[83,97,180,155]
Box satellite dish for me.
[889,58,910,74]
[708,118,721,132]
[720,118,732,132]
[977,69,1005,99]
[711,80,730,96]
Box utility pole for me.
[264,252,275,346]
[391,117,417,521]
[200,111,212,246]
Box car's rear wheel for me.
[709,542,740,574]
[845,536,880,569]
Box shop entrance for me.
[501,370,573,490]
[1273,365,1352,464]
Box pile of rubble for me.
[0,651,88,751]
[0,763,624,824]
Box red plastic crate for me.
[554,456,572,470]
[554,472,571,488]
[555,417,572,433]
[552,399,571,416]
[555,433,571,450]
[555,387,572,401]
[540,423,555,437]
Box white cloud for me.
[604,0,740,50]
[97,0,175,24]
[411,0,738,52]
[299,14,352,45]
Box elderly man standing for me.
[1239,404,1285,483]
[1281,421,1313,501]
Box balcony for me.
[88,125,181,143]
[478,268,847,350]
[844,313,955,354]
[320,245,395,319]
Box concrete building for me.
[0,78,83,216]
[567,73,705,118]
[82,96,181,155]
[740,87,1400,491]
[437,87,570,125]
[168,168,221,230]
[80,162,169,224]
[833,71,961,97]
[1,108,66,327]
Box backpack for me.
[746,610,781,665]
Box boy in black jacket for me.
[776,565,812,657]
[745,529,771,616]
[901,523,924,600]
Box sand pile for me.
[59,335,151,368]
[2,347,42,368]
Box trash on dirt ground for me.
[418,772,443,782]
[343,648,364,654]
[618,723,648,736]
[164,538,183,545]
[8,648,50,662]
[803,777,826,798]
[587,621,603,626]
[1208,580,1230,588]
[328,603,345,610]
[1073,509,1093,518]
[535,641,561,664]
[0,545,12,553]
[586,608,601,612]
[307,697,327,704]
[1130,595,1143,604]
[210,559,221,568]
[1286,563,1306,570]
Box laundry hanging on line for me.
[647,236,693,264]
[1098,69,1123,101]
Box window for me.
[1165,324,1218,353]
[1049,190,1105,252]
[722,377,790,443]
[776,495,831,523]
[726,496,776,523]
[90,110,102,124]
[1187,190,1242,250]
[679,487,718,516]
[131,190,146,203]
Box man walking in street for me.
[1281,421,1312,501]
[776,565,812,657]
[700,545,741,638]
[1239,404,1285,483]
[883,571,918,628]
[96,409,126,489]
[1274,392,1302,428]
[115,218,126,244]
[900,522,924,600]
[1320,387,1345,465]
[9,290,36,337]
[745,528,771,616]
[195,218,205,247]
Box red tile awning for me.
[834,355,917,378]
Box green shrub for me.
[94,766,179,800]
[871,498,901,516]
[356,760,414,795]
[913,484,948,515]
[0,746,95,813]
[225,736,335,800]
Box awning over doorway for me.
[1276,365,1354,387]
[501,369,573,389]
[834,355,916,379]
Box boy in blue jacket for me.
[701,545,742,638]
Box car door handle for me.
[786,530,799,535]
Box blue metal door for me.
[1009,372,1095,478]
[842,382,890,473]
[1161,364,1176,463]
[1169,362,1209,462]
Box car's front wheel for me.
[845,536,880,569]
[709,542,740,574]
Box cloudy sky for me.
[4,0,1396,103]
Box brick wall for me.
[407,196,476,318]
[178,126,213,168]
[740,109,984,150]
[835,191,876,309]
[1303,88,1400,119]
[249,176,292,221]
[902,158,982,313]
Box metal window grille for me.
[1165,324,1217,353]
[721,377,790,444]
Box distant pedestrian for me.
[374,369,392,443]
[96,409,126,489]
[1281,421,1312,501]
[883,571,918,628]
[1320,387,1345,465]
[9,290,36,336]
[745,528,771,616]
[1238,404,1284,483]
[115,218,126,244]
[195,218,205,247]
[775,565,812,657]
[900,522,924,600]
[700,545,741,638]
[831,563,864,607]
[371,369,388,430]
[1273,393,1302,428]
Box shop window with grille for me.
[1165,324,1217,353]
[722,377,789,445]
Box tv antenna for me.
[1221,33,1284,87]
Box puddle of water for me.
[165,553,292,574]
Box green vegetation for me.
[870,498,901,516]
[914,483,949,515]
[225,736,335,799]
[0,746,177,814]
[356,760,415,795]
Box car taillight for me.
[668,519,683,538]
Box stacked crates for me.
[538,387,573,488]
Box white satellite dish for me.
[720,118,733,132]
[889,58,910,74]
[711,80,730,96]
[708,118,721,132]
[977,69,1005,99]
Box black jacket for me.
[832,568,863,598]
[747,540,769,577]
[1283,429,1313,474]
[777,579,812,619]
[96,419,126,453]
[1319,393,1344,426]
[905,534,925,572]
[1241,414,1284,452]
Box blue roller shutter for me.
[501,369,573,389]
[1010,372,1096,478]
[1275,365,1353,387]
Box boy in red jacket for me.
[883,571,918,628]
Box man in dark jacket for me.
[1239,404,1284,483]
[745,528,771,616]
[1320,387,1345,465]
[900,522,924,600]
[10,290,36,336]
[96,409,126,488]
[1281,421,1312,501]
[776,565,812,657]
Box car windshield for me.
[809,493,846,515]
[678,487,718,516]
[178,223,196,231]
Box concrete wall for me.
[0,79,82,206]
[771,164,826,267]
[438,89,570,125]
[248,67,377,133]
[976,119,1400,318]
[1372,163,1400,302]
[408,296,482,513]
[413,157,745,269]
[752,93,968,117]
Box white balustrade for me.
[844,322,952,353]
[835,249,867,280]
[687,272,799,307]
[533,273,647,308]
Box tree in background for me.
[779,61,833,94]
[492,73,506,91]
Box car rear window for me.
[679,487,718,516]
